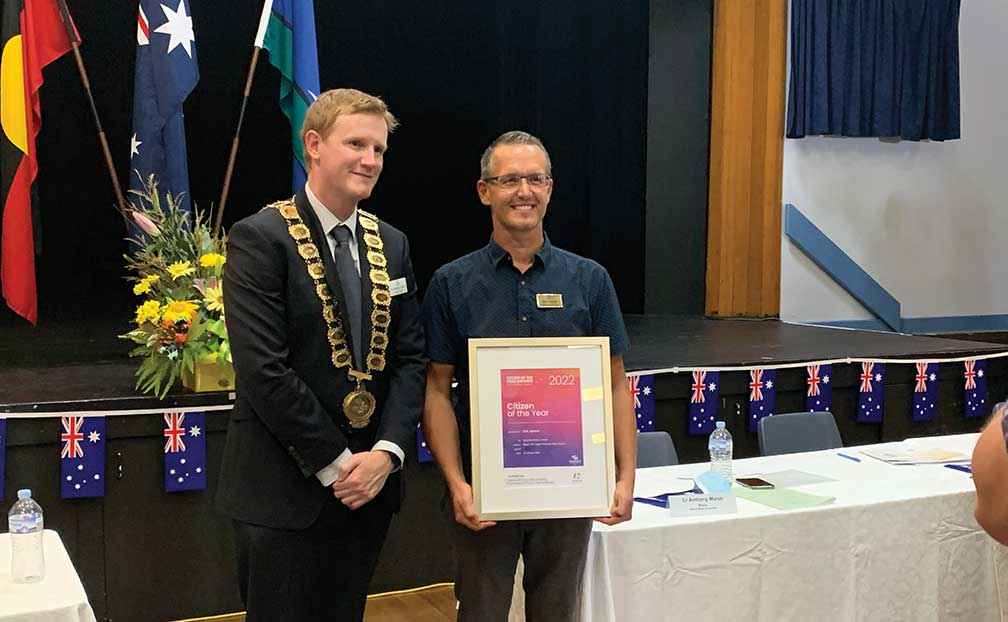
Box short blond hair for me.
[301,88,399,162]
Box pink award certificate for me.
[500,368,584,468]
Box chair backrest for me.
[636,431,679,468]
[758,411,843,456]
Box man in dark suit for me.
[218,88,425,621]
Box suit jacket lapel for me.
[294,191,358,364]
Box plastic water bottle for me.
[708,421,734,482]
[8,489,45,583]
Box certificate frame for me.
[468,336,616,520]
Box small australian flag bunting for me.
[747,369,777,432]
[61,416,106,499]
[806,364,832,412]
[629,374,656,432]
[0,418,6,499]
[964,359,990,419]
[416,423,434,463]
[857,362,885,423]
[688,370,720,436]
[911,362,939,422]
[164,411,206,492]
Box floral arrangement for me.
[119,176,230,398]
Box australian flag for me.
[129,0,199,212]
[964,359,990,419]
[748,369,777,432]
[806,363,832,412]
[688,370,720,436]
[912,362,939,422]
[0,418,6,499]
[416,423,434,463]
[61,416,105,499]
[629,374,656,433]
[857,362,885,423]
[164,411,206,492]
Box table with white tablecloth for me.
[582,433,1008,622]
[0,530,96,622]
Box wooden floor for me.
[175,584,458,622]
[364,584,458,621]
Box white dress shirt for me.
[304,185,404,486]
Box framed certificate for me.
[468,337,616,520]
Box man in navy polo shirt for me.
[422,131,636,621]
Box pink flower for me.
[132,211,161,236]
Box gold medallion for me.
[298,243,319,260]
[343,387,377,428]
[372,290,392,306]
[276,200,394,431]
[288,223,311,240]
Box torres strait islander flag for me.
[254,0,320,191]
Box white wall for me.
[781,0,1008,325]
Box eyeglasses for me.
[482,173,553,189]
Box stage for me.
[0,315,1005,620]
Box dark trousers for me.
[453,517,593,622]
[233,494,393,622]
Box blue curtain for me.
[786,0,961,141]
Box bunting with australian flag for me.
[163,410,206,492]
[857,362,885,423]
[911,362,939,422]
[629,374,656,432]
[129,0,198,213]
[747,368,777,432]
[688,370,720,436]
[416,423,433,463]
[60,415,105,499]
[964,359,989,419]
[806,363,832,412]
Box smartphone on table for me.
[736,477,775,489]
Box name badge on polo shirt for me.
[536,293,563,309]
[389,277,408,297]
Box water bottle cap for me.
[17,489,31,500]
[715,421,726,429]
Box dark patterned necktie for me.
[330,224,362,367]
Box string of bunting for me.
[627,351,1006,437]
[0,404,232,500]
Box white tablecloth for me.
[583,433,1008,622]
[0,530,96,622]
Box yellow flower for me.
[135,300,161,325]
[199,253,226,269]
[203,282,224,312]
[167,261,195,280]
[161,300,198,325]
[132,274,160,295]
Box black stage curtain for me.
[1,1,647,327]
[786,0,961,140]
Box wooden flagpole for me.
[54,0,130,222]
[214,46,261,236]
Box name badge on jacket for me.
[389,277,408,297]
[536,293,563,309]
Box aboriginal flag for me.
[1,0,75,324]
